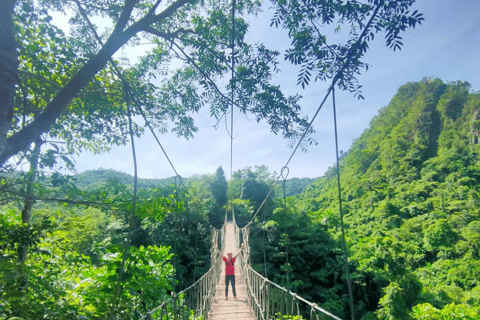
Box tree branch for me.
[144,26,197,40]
[310,19,339,59]
[147,0,163,16]
[113,0,139,34]
[0,0,193,166]
[332,2,382,86]
[0,10,147,166]
[146,27,234,111]
[73,0,106,45]
[140,0,191,27]
[18,69,62,89]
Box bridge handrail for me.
[141,226,225,320]
[235,221,342,320]
[241,261,342,320]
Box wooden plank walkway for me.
[209,223,255,320]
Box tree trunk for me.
[18,139,42,263]
[0,0,18,158]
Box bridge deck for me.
[209,224,255,320]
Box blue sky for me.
[71,0,480,179]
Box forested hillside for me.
[73,169,184,189]
[263,78,480,319]
[279,177,316,197]
[73,168,313,195]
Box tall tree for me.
[209,166,228,227]
[0,0,17,158]
[210,166,228,208]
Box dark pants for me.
[225,275,236,297]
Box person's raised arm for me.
[232,243,245,259]
[214,242,224,258]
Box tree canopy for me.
[0,0,425,168]
[0,0,316,167]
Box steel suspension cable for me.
[73,5,190,316]
[73,7,219,316]
[281,166,290,287]
[239,1,384,229]
[262,223,267,278]
[74,5,228,318]
[228,0,236,224]
[73,0,181,180]
[242,84,334,227]
[110,85,139,319]
[134,103,180,177]
[332,87,355,320]
[230,0,235,184]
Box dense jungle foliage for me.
[252,78,480,319]
[2,78,480,320]
[0,163,310,319]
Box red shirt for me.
[223,256,236,275]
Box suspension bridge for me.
[140,212,342,320]
[132,0,354,317]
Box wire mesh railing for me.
[234,216,342,320]
[242,265,342,320]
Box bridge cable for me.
[72,2,143,313]
[332,87,355,320]
[228,0,236,224]
[135,104,180,178]
[242,84,334,228]
[280,166,290,287]
[171,175,184,315]
[75,2,227,317]
[234,78,357,320]
[72,0,181,180]
[232,9,386,317]
[230,0,235,183]
[241,0,383,232]
[110,84,139,319]
[262,223,267,278]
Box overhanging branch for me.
[146,27,236,115]
[0,0,193,166]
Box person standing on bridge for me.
[216,243,245,300]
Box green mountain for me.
[75,168,314,196]
[298,78,480,318]
[276,177,316,196]
[73,168,181,189]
